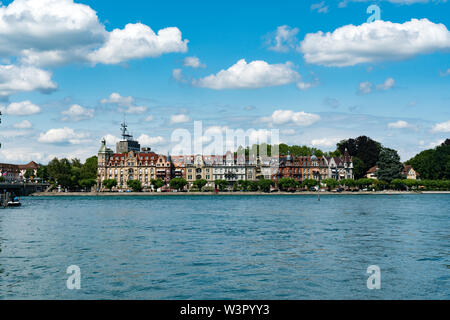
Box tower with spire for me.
[116,120,141,153]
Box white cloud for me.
[431,120,450,132]
[311,2,329,13]
[0,0,106,67]
[339,0,441,8]
[388,120,410,128]
[267,25,299,52]
[144,115,154,122]
[0,0,188,68]
[296,73,319,91]
[170,114,190,124]
[358,77,395,94]
[299,19,450,67]
[100,92,147,114]
[88,23,188,65]
[61,104,94,121]
[103,134,120,146]
[358,81,373,94]
[138,134,165,146]
[38,127,89,144]
[281,128,296,135]
[377,77,396,90]
[440,68,450,77]
[261,110,320,127]
[0,64,57,97]
[13,120,32,129]
[172,68,184,82]
[311,137,341,147]
[427,139,445,148]
[0,147,45,163]
[0,100,41,116]
[183,56,205,68]
[193,59,299,89]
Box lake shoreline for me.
[29,190,450,196]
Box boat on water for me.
[7,201,21,207]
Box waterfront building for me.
[97,122,354,191]
[366,166,378,179]
[403,165,419,180]
[0,161,40,182]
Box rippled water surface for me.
[0,194,449,299]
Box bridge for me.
[0,183,51,196]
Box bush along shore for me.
[31,178,450,196]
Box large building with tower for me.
[97,122,354,191]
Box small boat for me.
[7,201,21,207]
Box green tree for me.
[79,178,97,191]
[36,166,49,181]
[277,178,297,191]
[151,178,164,191]
[337,136,382,179]
[376,148,403,183]
[24,168,34,180]
[127,180,142,192]
[302,179,318,190]
[193,179,208,190]
[170,177,187,191]
[103,179,117,191]
[248,181,259,191]
[238,180,250,191]
[406,141,450,180]
[258,179,274,192]
[0,176,5,182]
[80,156,98,180]
[322,178,338,191]
[214,179,229,191]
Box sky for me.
[0,0,449,163]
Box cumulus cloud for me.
[0,0,188,68]
[61,104,94,122]
[311,137,341,147]
[296,73,320,91]
[103,134,120,146]
[377,77,396,90]
[358,81,373,94]
[0,100,41,115]
[339,0,442,8]
[138,134,165,146]
[261,110,320,127]
[299,19,450,67]
[0,64,57,97]
[266,25,299,52]
[172,68,184,82]
[0,0,106,66]
[311,2,329,13]
[440,68,450,77]
[193,59,300,89]
[358,77,395,94]
[183,56,205,68]
[170,114,190,124]
[100,92,146,114]
[88,24,188,65]
[431,120,450,132]
[388,120,411,128]
[13,120,32,129]
[38,127,89,144]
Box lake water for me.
[0,194,449,299]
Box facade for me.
[0,161,40,182]
[366,166,378,179]
[97,122,355,191]
[403,165,419,180]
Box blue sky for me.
[0,0,449,163]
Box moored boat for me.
[7,201,21,207]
